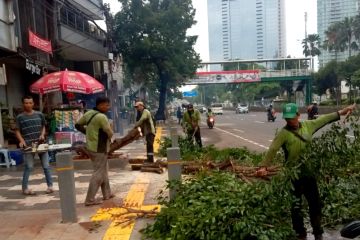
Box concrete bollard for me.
[56,151,77,223]
[167,147,181,200]
[170,127,178,147]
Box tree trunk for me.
[155,71,168,121]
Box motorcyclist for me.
[206,108,214,118]
[206,108,215,128]
[308,101,319,120]
[267,104,276,121]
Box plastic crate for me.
[55,132,75,144]
[9,150,23,165]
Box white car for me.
[211,103,223,115]
[236,104,249,114]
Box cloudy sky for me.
[103,0,317,61]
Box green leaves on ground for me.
[149,117,360,239]
[142,172,296,240]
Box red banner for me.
[28,30,53,54]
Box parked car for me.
[236,104,249,114]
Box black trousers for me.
[187,127,202,148]
[146,133,155,163]
[291,176,323,237]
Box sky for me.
[103,0,317,91]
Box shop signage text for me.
[26,59,41,75]
[28,30,53,54]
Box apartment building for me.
[207,0,286,62]
[317,0,360,67]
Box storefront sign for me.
[188,70,261,84]
[26,58,41,75]
[28,30,53,54]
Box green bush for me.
[147,116,360,239]
[142,172,297,240]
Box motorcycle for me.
[341,220,360,239]
[207,116,215,129]
[267,110,276,122]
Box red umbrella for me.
[30,69,105,94]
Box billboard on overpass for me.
[188,70,261,84]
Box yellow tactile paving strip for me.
[153,127,163,154]
[90,127,163,240]
[91,174,161,240]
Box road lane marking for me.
[233,129,244,133]
[255,121,265,124]
[214,126,269,150]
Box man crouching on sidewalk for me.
[75,97,114,206]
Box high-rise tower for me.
[207,0,286,61]
[317,0,360,67]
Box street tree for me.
[323,22,346,62]
[302,34,321,57]
[302,34,321,70]
[339,17,359,58]
[114,0,200,120]
[313,60,339,102]
[337,54,360,101]
[323,17,360,102]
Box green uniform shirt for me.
[183,109,201,130]
[262,112,340,167]
[134,109,155,135]
[76,110,113,153]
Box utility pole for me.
[304,12,308,39]
[103,4,123,135]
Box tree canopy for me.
[114,0,200,119]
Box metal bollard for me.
[56,151,77,223]
[170,127,178,147]
[167,147,181,200]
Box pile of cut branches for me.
[182,159,280,182]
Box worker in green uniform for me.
[257,103,356,240]
[182,104,202,147]
[134,101,156,163]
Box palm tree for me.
[338,17,358,58]
[353,14,360,45]
[323,22,346,105]
[323,22,346,60]
[302,34,321,70]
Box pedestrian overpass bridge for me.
[186,57,313,104]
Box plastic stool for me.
[0,149,11,168]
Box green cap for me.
[282,103,298,119]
